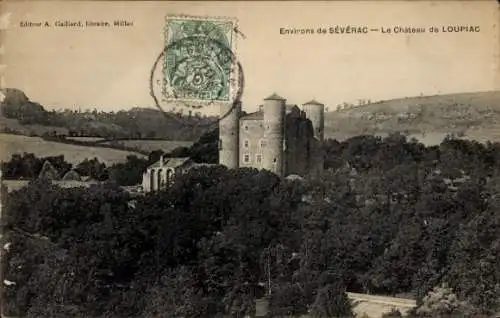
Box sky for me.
[2,1,499,114]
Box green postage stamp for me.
[163,15,239,104]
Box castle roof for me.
[303,99,324,106]
[191,163,219,168]
[240,104,300,121]
[62,170,81,181]
[264,93,286,101]
[240,110,263,121]
[148,157,191,169]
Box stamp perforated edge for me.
[161,14,240,105]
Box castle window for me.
[218,139,223,150]
[273,158,277,163]
[244,153,250,163]
[256,154,262,163]
[260,139,266,148]
[244,139,249,148]
[244,125,248,131]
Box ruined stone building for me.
[219,93,325,177]
[141,157,192,193]
[141,156,216,193]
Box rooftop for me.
[148,157,191,169]
[240,104,302,121]
[303,99,324,106]
[240,110,264,121]
[264,93,286,101]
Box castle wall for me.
[142,171,151,192]
[303,103,325,141]
[219,102,241,168]
[142,166,181,192]
[263,98,286,176]
[239,119,265,169]
[284,113,315,176]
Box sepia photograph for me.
[0,1,499,317]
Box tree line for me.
[1,128,220,184]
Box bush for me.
[309,283,354,318]
[382,308,403,317]
[415,284,477,317]
[268,283,308,317]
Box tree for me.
[268,283,308,317]
[75,157,108,181]
[309,280,354,318]
[108,155,148,186]
[446,201,500,314]
[2,181,142,317]
[4,133,500,317]
[414,284,477,317]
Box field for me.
[0,133,146,165]
[325,91,500,145]
[99,139,193,153]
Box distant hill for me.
[0,88,215,141]
[0,133,145,166]
[4,88,500,147]
[325,91,500,145]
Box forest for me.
[1,133,500,317]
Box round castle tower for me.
[263,93,286,177]
[219,101,241,169]
[302,99,325,141]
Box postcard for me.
[1,1,499,317]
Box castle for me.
[219,93,325,177]
[141,93,325,193]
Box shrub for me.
[268,282,308,317]
[415,284,477,317]
[309,283,354,318]
[381,308,403,317]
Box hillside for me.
[0,88,214,141]
[4,88,500,147]
[0,133,145,165]
[325,91,500,145]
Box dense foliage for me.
[2,134,500,317]
[1,153,109,181]
[1,153,72,180]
